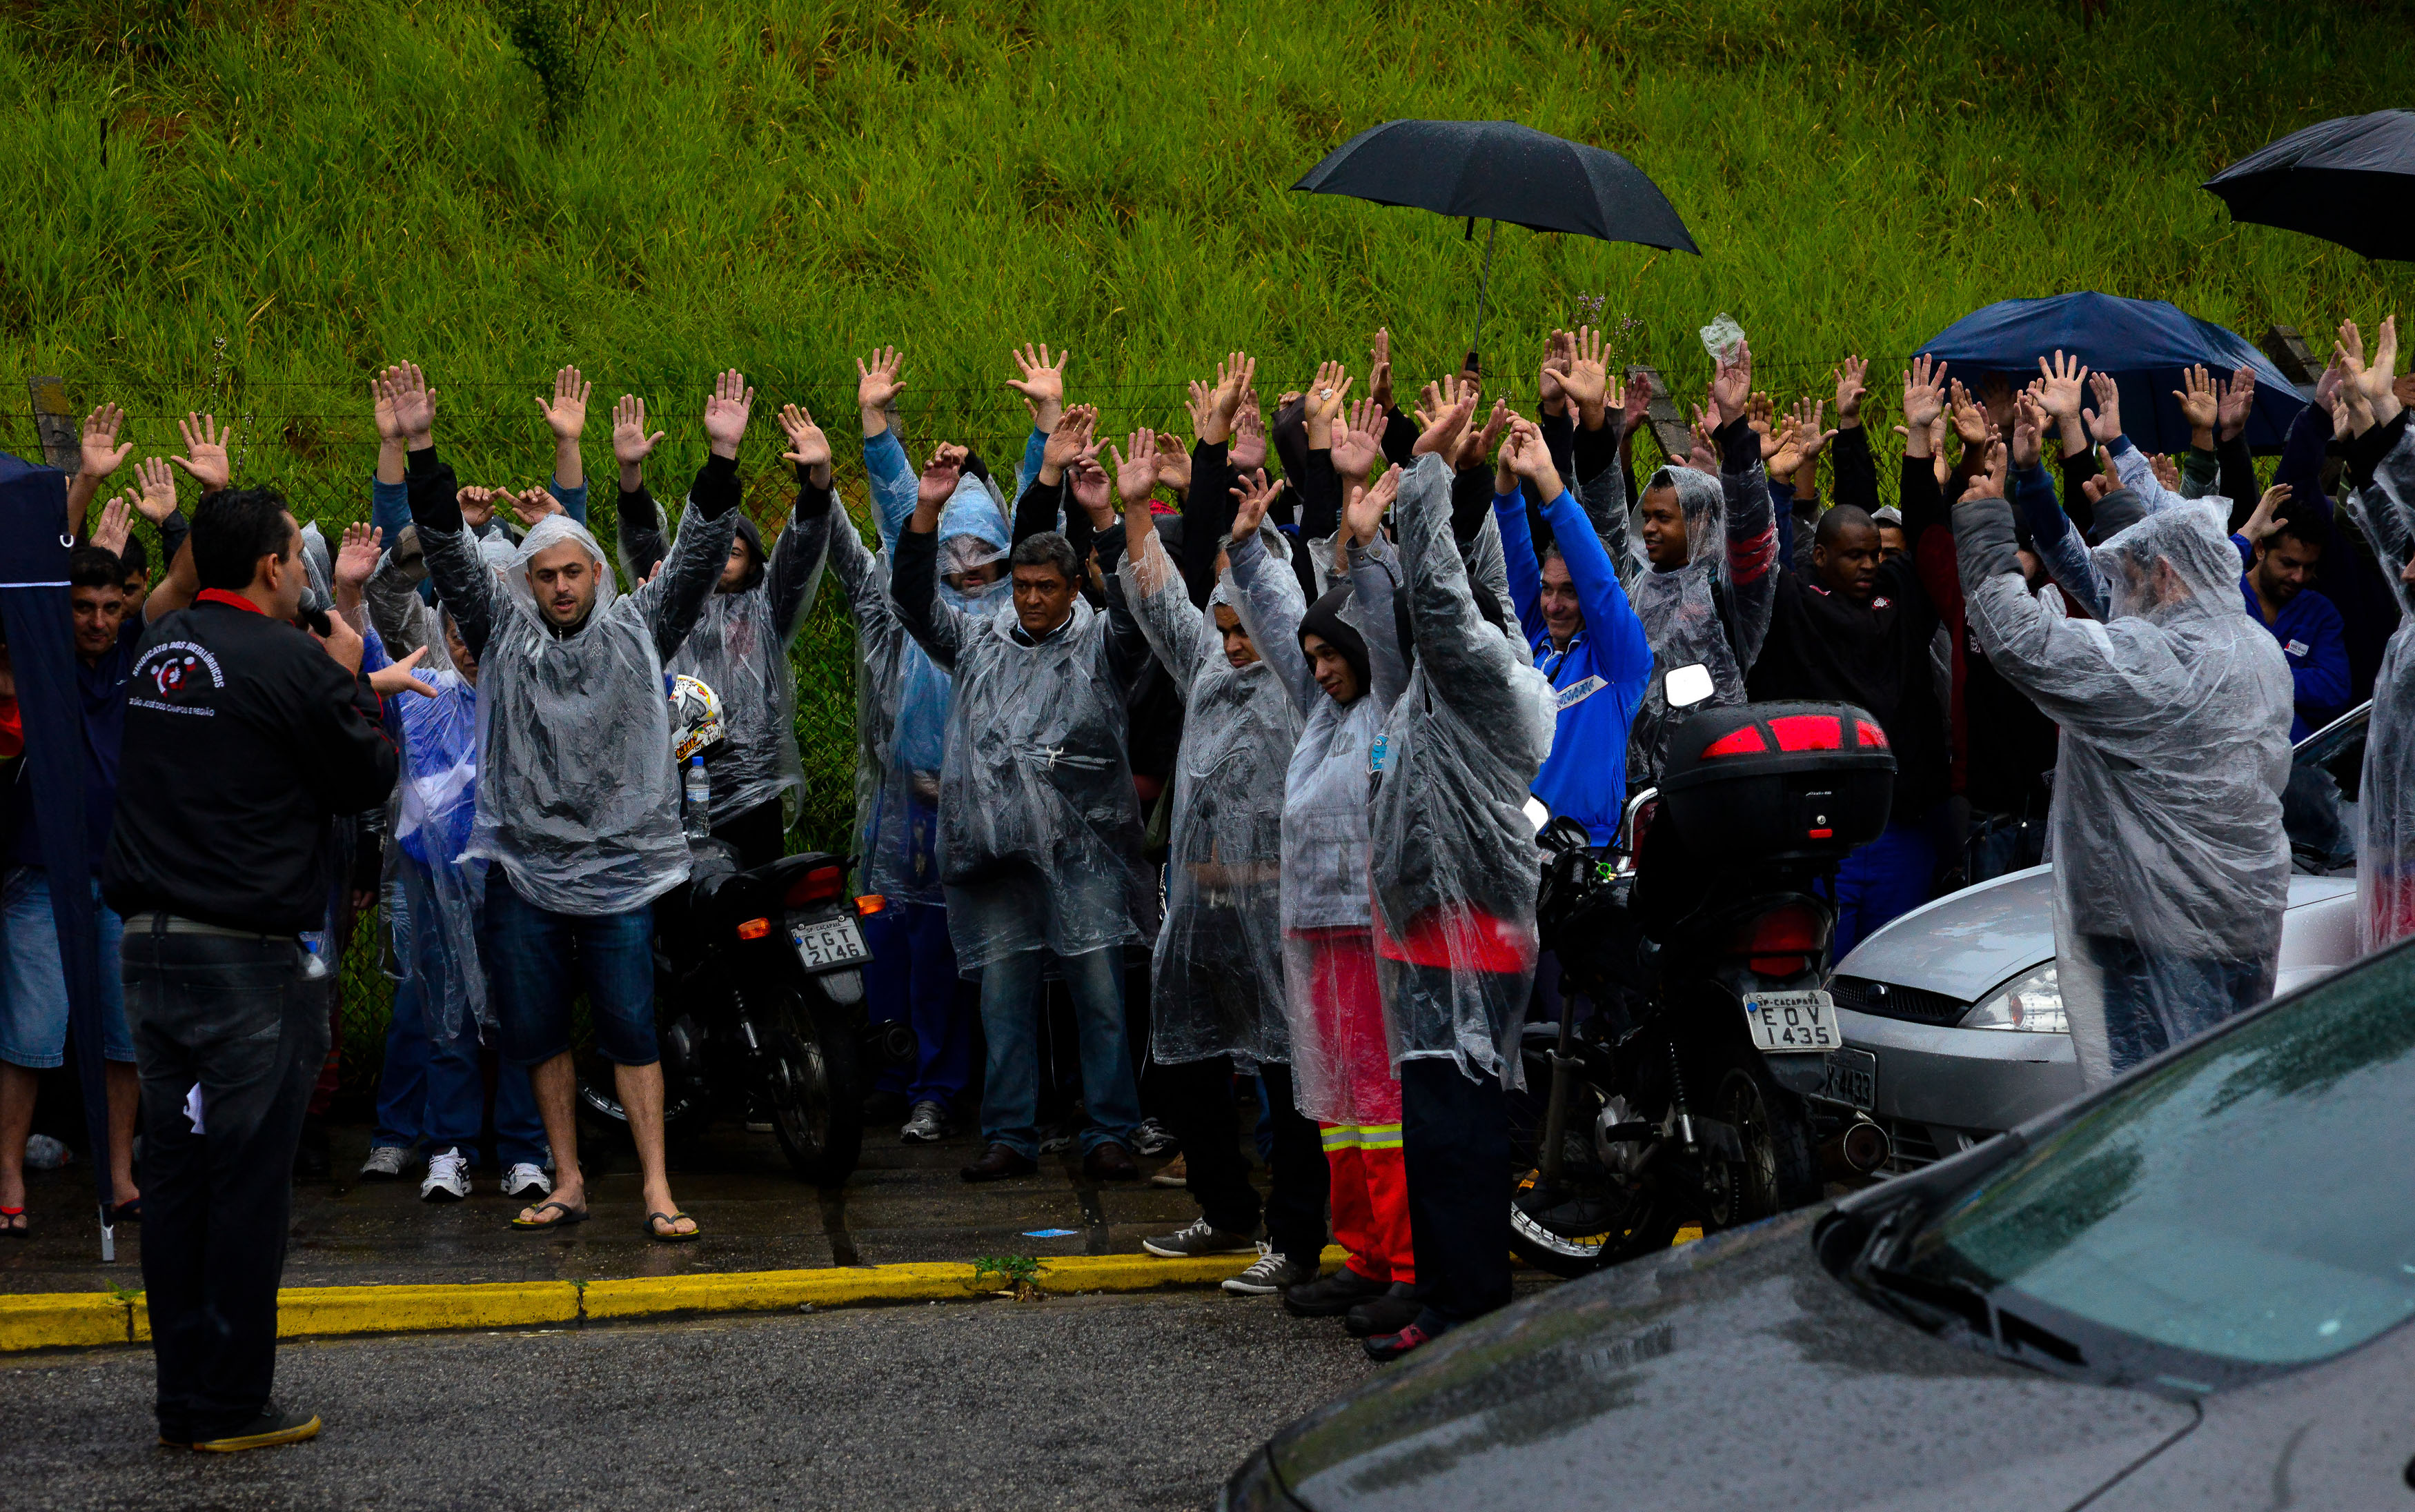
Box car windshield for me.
[1900,936,2415,1375]
[2283,704,2366,875]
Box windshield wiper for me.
[1843,1205,2087,1369]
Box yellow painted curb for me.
[0,1291,133,1349]
[5,1246,1350,1353]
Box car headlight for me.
[1960,962,2067,1033]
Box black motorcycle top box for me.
[1657,701,1895,863]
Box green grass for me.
[7,0,2412,1083]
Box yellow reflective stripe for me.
[1320,1126,1362,1151]
[1359,1124,1403,1150]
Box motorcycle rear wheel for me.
[575,1035,713,1151]
[1702,1060,1820,1228]
[762,985,865,1186]
[1510,1165,1684,1277]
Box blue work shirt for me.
[1497,484,1653,844]
[8,613,142,869]
[2232,535,2349,740]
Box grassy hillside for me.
[7,0,2413,861]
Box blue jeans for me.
[1829,819,1938,960]
[477,870,657,1068]
[977,947,1142,1159]
[864,900,976,1106]
[373,860,547,1163]
[0,867,132,1068]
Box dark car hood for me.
[1270,1212,2198,1512]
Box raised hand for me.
[1459,396,1512,471]
[1948,378,1991,448]
[2216,365,2256,442]
[170,412,236,491]
[702,369,753,459]
[1746,390,1778,460]
[1111,428,1160,506]
[1962,440,2010,502]
[2010,388,2045,468]
[612,395,664,466]
[1231,391,1269,470]
[539,366,591,440]
[1368,326,1394,412]
[1331,397,1386,484]
[1708,339,1753,427]
[455,485,499,530]
[1787,397,1836,466]
[2239,483,2294,544]
[379,364,437,448]
[372,370,408,445]
[856,348,906,416]
[1344,465,1401,546]
[2337,315,2402,428]
[368,644,440,700]
[1152,432,1191,493]
[1622,367,1654,436]
[1766,417,1805,480]
[1901,355,1948,435]
[91,495,132,555]
[1229,468,1285,538]
[1303,361,1353,448]
[79,404,132,480]
[2035,350,2089,426]
[130,456,179,523]
[1183,379,1214,441]
[333,521,383,592]
[2082,370,2125,445]
[2313,356,2343,414]
[1199,351,1256,445]
[1538,329,1572,414]
[2173,364,2219,440]
[1006,342,1070,432]
[1041,404,1098,482]
[777,403,833,484]
[1411,381,1478,461]
[2149,452,2180,491]
[1501,416,1564,499]
[917,442,967,511]
[1066,452,1113,521]
[1833,357,1869,429]
[1563,326,1614,429]
[509,486,564,529]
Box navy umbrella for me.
[0,451,119,1257]
[2205,110,2415,262]
[1915,292,2306,455]
[1294,119,1698,359]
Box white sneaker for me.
[358,1146,412,1180]
[501,1162,553,1199]
[900,1100,952,1143]
[420,1147,471,1202]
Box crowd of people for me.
[3,310,2411,1445]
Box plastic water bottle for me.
[299,929,330,981]
[684,756,712,842]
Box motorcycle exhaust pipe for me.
[1820,1117,1893,1180]
[861,1020,918,1068]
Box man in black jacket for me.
[106,486,397,1454]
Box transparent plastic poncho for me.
[420,506,734,916]
[1960,498,2294,1086]
[835,475,1012,906]
[1119,523,1303,1066]
[1370,454,1557,1089]
[658,508,831,826]
[1231,526,1412,1122]
[1620,462,1777,788]
[900,547,1156,973]
[2350,424,2415,951]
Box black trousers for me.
[1155,1057,1328,1264]
[1401,1055,1512,1329]
[124,921,329,1440]
[712,796,790,873]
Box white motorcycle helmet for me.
[669,674,725,764]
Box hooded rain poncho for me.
[2349,420,2415,951]
[1615,458,1777,787]
[1956,493,2292,1086]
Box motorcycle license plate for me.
[1819,1048,1877,1110]
[1744,989,1840,1053]
[790,915,869,972]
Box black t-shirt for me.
[103,594,398,934]
[1748,555,1949,818]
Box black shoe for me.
[292,1117,331,1180]
[959,1144,1038,1183]
[1283,1266,1392,1317]
[1362,1321,1439,1363]
[1081,1142,1140,1183]
[1345,1285,1423,1339]
[192,1404,321,1453]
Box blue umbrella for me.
[0,452,119,1257]
[1915,292,2306,454]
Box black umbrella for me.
[1293,119,1698,359]
[2204,109,2415,261]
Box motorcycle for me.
[575,676,908,1185]
[1510,674,1898,1277]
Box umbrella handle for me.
[1470,219,1499,368]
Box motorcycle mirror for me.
[1665,662,1715,710]
[1523,796,1552,835]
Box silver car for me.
[1830,702,2367,1171]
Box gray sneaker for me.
[1223,1249,1319,1296]
[1141,1218,1259,1259]
[501,1162,553,1199]
[900,1100,952,1143]
[419,1147,471,1202]
[357,1145,412,1180]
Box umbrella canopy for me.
[2205,110,2415,262]
[0,450,117,1254]
[1292,119,1699,252]
[1915,292,2306,454]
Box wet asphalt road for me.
[2,1290,1377,1511]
